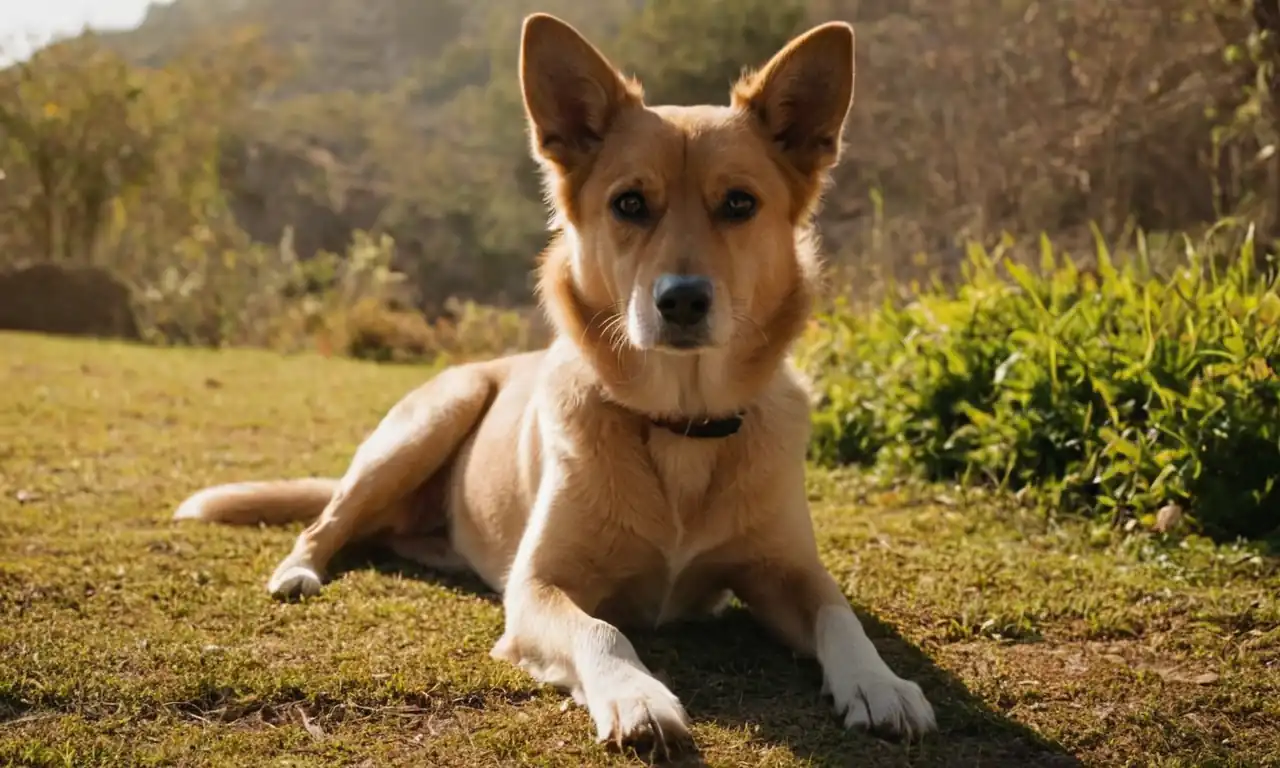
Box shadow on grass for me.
[329,543,498,602]
[327,547,1080,767]
[632,609,1080,767]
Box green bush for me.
[800,226,1280,541]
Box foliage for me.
[1207,0,1280,241]
[612,0,807,106]
[5,0,1280,325]
[338,296,548,365]
[0,30,277,267]
[800,225,1280,541]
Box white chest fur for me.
[645,431,728,623]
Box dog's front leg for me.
[492,478,690,750]
[494,577,689,750]
[735,547,937,738]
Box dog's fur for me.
[173,14,937,750]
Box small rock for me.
[1154,504,1184,533]
[1192,672,1219,685]
[15,489,40,504]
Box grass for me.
[1,331,1278,767]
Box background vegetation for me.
[2,0,1280,540]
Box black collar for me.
[650,411,746,439]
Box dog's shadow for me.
[630,612,1081,767]
[329,548,1080,767]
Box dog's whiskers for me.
[581,303,622,349]
[594,306,647,386]
[732,307,769,347]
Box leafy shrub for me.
[341,297,437,363]
[131,227,404,350]
[308,235,547,364]
[429,298,551,362]
[800,225,1280,541]
[333,297,549,365]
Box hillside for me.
[73,0,1267,311]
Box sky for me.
[0,0,172,63]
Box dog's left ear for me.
[734,22,856,177]
[520,14,640,173]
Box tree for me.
[0,29,279,269]
[0,38,159,263]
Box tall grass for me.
[798,225,1280,541]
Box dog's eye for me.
[611,190,649,223]
[719,189,757,222]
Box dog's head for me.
[522,14,855,417]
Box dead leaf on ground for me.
[299,708,326,741]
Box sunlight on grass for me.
[1,333,1277,766]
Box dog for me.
[173,13,937,751]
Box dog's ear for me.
[520,14,639,172]
[734,22,855,177]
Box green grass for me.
[1,331,1278,767]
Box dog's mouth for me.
[654,325,712,353]
[624,320,719,355]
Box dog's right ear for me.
[520,14,640,173]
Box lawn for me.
[1,331,1277,767]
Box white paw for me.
[815,606,937,738]
[587,665,691,752]
[267,561,323,600]
[824,669,936,737]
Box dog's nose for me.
[653,274,713,327]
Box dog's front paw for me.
[824,669,936,737]
[267,558,323,600]
[587,665,691,754]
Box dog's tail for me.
[173,478,337,526]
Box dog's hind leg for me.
[268,366,494,599]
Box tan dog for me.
[173,13,937,750]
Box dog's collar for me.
[649,411,746,439]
